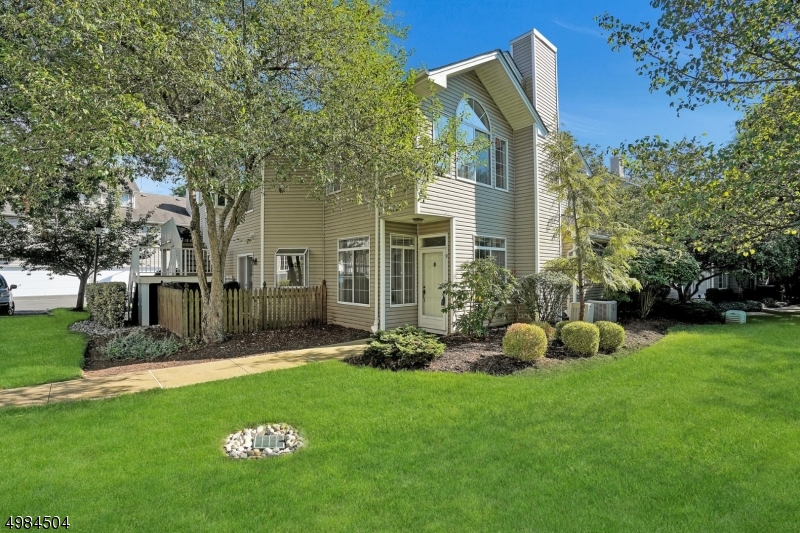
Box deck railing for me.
[131,246,211,277]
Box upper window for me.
[338,237,370,305]
[474,236,506,267]
[390,235,415,306]
[456,98,491,186]
[494,137,508,191]
[326,178,342,195]
[712,271,729,290]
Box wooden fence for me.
[157,282,327,338]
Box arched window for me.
[456,98,491,185]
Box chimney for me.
[610,156,625,178]
[510,29,559,130]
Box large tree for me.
[0,192,153,310]
[1,0,460,342]
[542,131,639,320]
[599,1,800,251]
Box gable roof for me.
[128,192,191,227]
[416,50,548,133]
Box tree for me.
[0,194,153,310]
[629,246,701,315]
[542,131,639,320]
[600,1,800,251]
[1,0,460,343]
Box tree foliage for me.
[542,131,639,320]
[629,246,701,315]
[0,193,153,310]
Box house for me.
[132,29,564,333]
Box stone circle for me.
[223,423,303,459]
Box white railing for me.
[131,246,211,277]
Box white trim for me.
[388,233,417,308]
[533,29,558,53]
[473,235,507,267]
[236,253,254,291]
[260,165,265,287]
[493,135,510,191]
[379,219,386,330]
[418,233,448,333]
[274,248,309,288]
[449,218,456,334]
[533,128,540,272]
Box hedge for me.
[85,282,127,329]
[502,324,548,361]
[596,321,625,353]
[561,321,600,357]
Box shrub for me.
[512,271,572,323]
[554,320,569,340]
[650,299,723,324]
[502,324,548,361]
[530,321,556,341]
[716,300,762,312]
[440,258,516,338]
[704,288,736,303]
[560,321,600,357]
[101,329,182,361]
[361,326,445,371]
[85,282,127,328]
[595,321,625,353]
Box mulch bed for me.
[426,317,679,377]
[83,324,368,378]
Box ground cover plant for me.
[2,317,799,531]
[101,329,182,361]
[357,326,445,370]
[0,309,89,389]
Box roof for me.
[415,49,548,133]
[128,192,191,227]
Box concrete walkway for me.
[761,305,800,316]
[0,339,367,409]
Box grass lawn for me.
[2,317,799,531]
[0,309,89,389]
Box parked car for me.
[0,274,16,315]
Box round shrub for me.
[502,323,548,361]
[561,321,600,357]
[554,320,569,340]
[530,321,556,341]
[595,321,625,353]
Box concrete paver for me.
[0,339,368,409]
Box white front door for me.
[419,248,446,332]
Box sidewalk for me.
[0,339,367,409]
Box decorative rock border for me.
[223,423,303,459]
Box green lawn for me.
[2,317,799,531]
[0,309,89,389]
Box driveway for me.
[13,295,79,312]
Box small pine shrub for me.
[554,320,569,340]
[502,323,548,361]
[561,321,600,357]
[716,300,763,312]
[595,321,625,353]
[362,326,445,371]
[530,321,556,341]
[101,329,182,361]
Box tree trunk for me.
[75,274,89,311]
[202,259,226,344]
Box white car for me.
[0,274,17,315]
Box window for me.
[246,191,254,213]
[237,255,253,291]
[474,236,506,267]
[456,98,491,186]
[494,137,508,190]
[712,271,729,290]
[120,193,132,207]
[390,235,415,305]
[326,178,342,195]
[338,237,370,305]
[275,248,308,287]
[216,194,227,207]
[432,116,452,177]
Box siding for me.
[420,71,517,278]
[513,125,537,276]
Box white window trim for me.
[337,235,370,307]
[473,235,507,267]
[389,234,416,308]
[245,190,255,214]
[455,97,493,188]
[237,253,254,291]
[326,179,342,196]
[274,248,309,288]
[492,135,509,192]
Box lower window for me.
[338,237,370,304]
[474,236,506,266]
[390,235,415,305]
[275,248,308,287]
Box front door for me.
[419,248,446,332]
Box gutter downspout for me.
[260,161,265,287]
[379,217,386,331]
[372,206,380,333]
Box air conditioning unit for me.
[568,302,594,323]
[725,310,746,324]
[587,300,618,323]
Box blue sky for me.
[139,0,741,194]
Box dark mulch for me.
[83,324,369,377]
[425,317,679,376]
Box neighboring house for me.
[132,28,564,333]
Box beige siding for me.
[325,199,376,331]
[224,189,263,285]
[384,221,418,329]
[513,126,537,276]
[420,71,517,277]
[533,34,558,130]
[509,34,534,104]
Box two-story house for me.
[213,29,563,334]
